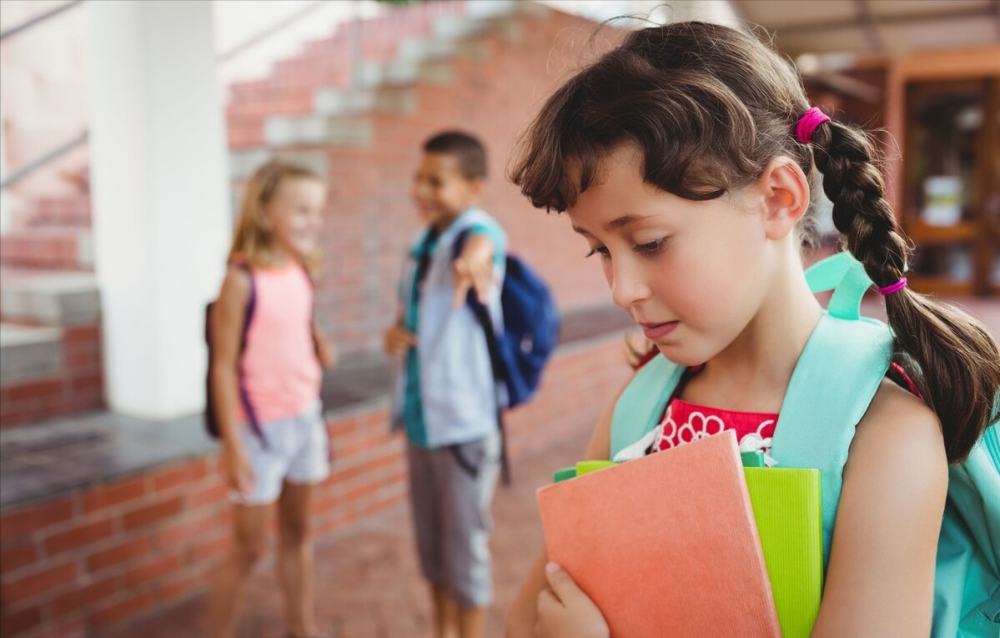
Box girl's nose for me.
[609,256,651,310]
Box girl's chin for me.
[653,342,708,369]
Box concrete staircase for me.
[0,267,103,426]
[0,189,101,427]
[223,0,606,356]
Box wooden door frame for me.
[884,46,1000,295]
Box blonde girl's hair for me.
[228,161,324,276]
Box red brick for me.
[7,378,64,402]
[82,477,147,514]
[153,512,218,550]
[124,553,185,588]
[188,535,229,564]
[0,499,76,542]
[184,482,228,509]
[87,537,151,573]
[151,461,208,493]
[0,540,39,576]
[121,496,183,532]
[29,616,86,638]
[48,575,118,617]
[0,605,43,635]
[44,518,114,557]
[157,566,209,606]
[2,559,79,605]
[69,374,102,396]
[62,326,100,344]
[88,591,155,632]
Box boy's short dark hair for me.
[423,131,487,180]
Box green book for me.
[744,467,823,638]
[741,451,767,467]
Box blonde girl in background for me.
[208,162,336,638]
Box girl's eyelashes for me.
[636,238,668,254]
[585,246,611,259]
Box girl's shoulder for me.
[846,376,946,486]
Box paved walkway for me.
[109,430,589,638]
[104,294,1000,638]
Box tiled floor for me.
[106,430,587,638]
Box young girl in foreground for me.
[505,21,1000,638]
[208,162,335,638]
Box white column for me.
[0,99,9,235]
[89,0,230,419]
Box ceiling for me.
[729,0,1000,57]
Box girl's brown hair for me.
[228,161,324,276]
[511,21,1000,463]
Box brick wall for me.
[0,325,104,429]
[228,5,626,355]
[0,334,631,638]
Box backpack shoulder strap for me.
[610,355,685,460]
[770,253,895,570]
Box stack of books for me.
[539,430,822,638]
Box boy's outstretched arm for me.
[505,378,629,637]
[453,233,496,307]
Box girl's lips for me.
[641,321,679,340]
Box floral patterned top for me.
[626,355,920,464]
[649,398,778,457]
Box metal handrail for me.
[0,131,88,191]
[0,0,84,43]
[217,0,331,64]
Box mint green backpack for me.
[609,252,1000,636]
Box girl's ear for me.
[754,157,810,241]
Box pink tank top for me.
[241,263,322,424]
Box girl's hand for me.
[223,444,255,496]
[316,336,337,369]
[536,563,609,638]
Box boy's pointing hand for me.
[453,233,496,308]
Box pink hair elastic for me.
[878,278,908,296]
[796,107,831,144]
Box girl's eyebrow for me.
[572,214,656,236]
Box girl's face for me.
[566,145,773,367]
[266,177,326,259]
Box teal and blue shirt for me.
[393,208,507,448]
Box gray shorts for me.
[230,401,330,506]
[407,430,501,608]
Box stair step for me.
[313,87,417,118]
[264,116,374,148]
[30,196,92,228]
[0,229,93,270]
[0,271,100,326]
[0,323,63,384]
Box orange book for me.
[536,431,781,637]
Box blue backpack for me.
[609,252,1000,636]
[454,230,560,481]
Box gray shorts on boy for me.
[406,430,501,608]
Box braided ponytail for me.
[810,120,1000,462]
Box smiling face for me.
[266,176,326,260]
[412,152,483,231]
[568,145,777,367]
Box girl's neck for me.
[683,254,823,413]
[267,245,295,269]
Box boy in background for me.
[384,131,506,638]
